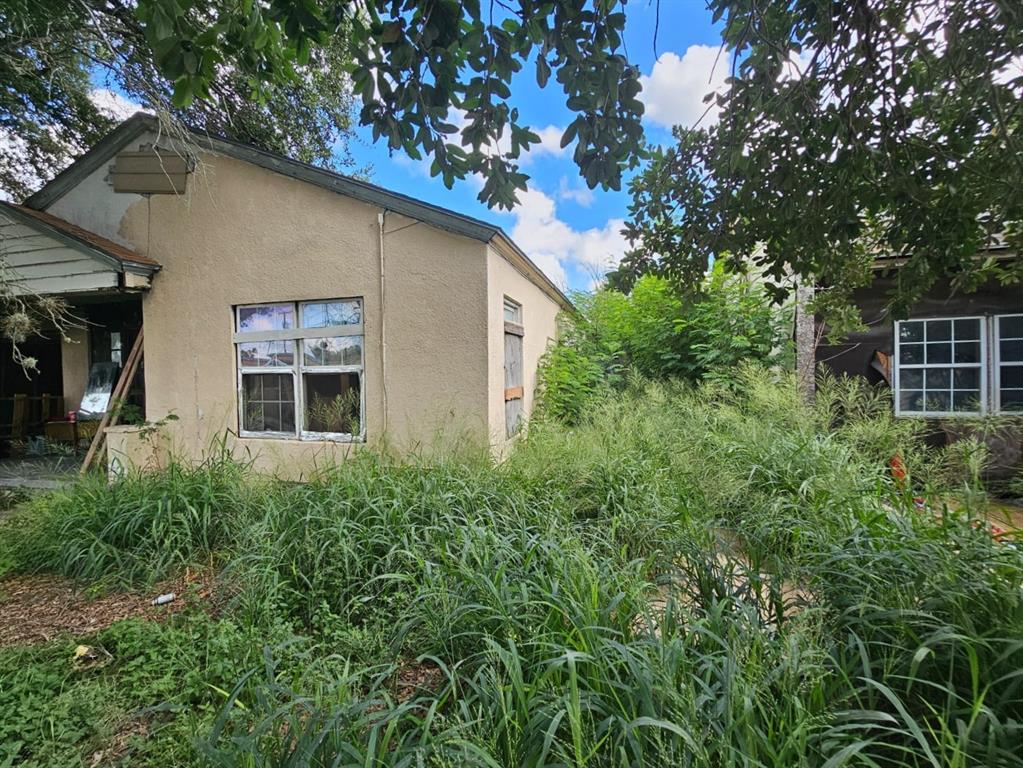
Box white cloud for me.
[639,45,819,130]
[531,125,567,157]
[509,187,628,290]
[639,45,730,128]
[556,176,594,207]
[89,89,144,121]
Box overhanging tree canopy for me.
[1,0,359,201]
[1,0,645,210]
[618,0,1023,330]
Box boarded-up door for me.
[504,299,524,437]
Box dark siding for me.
[816,272,1023,474]
[817,273,1023,381]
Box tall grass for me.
[2,367,1022,766]
[0,448,254,585]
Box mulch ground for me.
[0,569,214,648]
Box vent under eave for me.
[110,149,191,195]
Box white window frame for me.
[893,315,987,418]
[503,296,523,325]
[994,313,1023,414]
[234,299,366,442]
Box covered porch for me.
[0,202,158,477]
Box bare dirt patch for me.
[0,569,213,648]
[393,658,445,702]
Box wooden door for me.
[504,300,524,437]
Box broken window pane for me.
[301,300,361,328]
[238,303,295,333]
[302,337,362,367]
[304,372,361,434]
[239,340,295,367]
[242,373,295,433]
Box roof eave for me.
[0,202,159,276]
[24,113,153,211]
[489,231,574,311]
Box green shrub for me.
[535,267,793,420]
[534,343,605,424]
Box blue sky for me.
[347,2,727,292]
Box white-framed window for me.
[895,316,985,416]
[234,299,364,441]
[503,296,522,324]
[995,314,1023,413]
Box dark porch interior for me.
[0,296,143,462]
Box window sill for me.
[238,431,365,444]
[896,411,982,419]
[895,411,1023,419]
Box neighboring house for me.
[0,114,569,476]
[814,253,1022,420]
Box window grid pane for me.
[301,300,362,329]
[503,298,522,324]
[302,336,363,367]
[238,303,295,333]
[237,300,365,439]
[897,317,984,415]
[239,339,295,368]
[997,315,1023,412]
[241,373,296,432]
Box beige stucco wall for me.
[111,153,490,477]
[486,244,561,450]
[106,423,170,476]
[48,132,155,246]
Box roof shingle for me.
[0,201,159,268]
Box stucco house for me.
[0,113,569,476]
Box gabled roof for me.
[0,201,160,275]
[24,113,571,309]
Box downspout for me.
[377,211,389,437]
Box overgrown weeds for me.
[1,367,1021,766]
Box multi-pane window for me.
[895,317,985,416]
[894,314,1023,417]
[996,314,1023,412]
[235,299,364,440]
